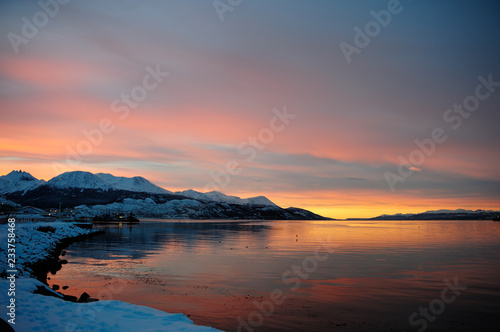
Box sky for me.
[1,0,499,219]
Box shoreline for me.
[0,221,222,331]
[29,228,104,285]
[29,227,105,302]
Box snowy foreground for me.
[0,222,221,332]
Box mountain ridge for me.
[0,170,328,220]
[0,170,46,194]
[357,209,500,221]
[0,170,275,206]
[176,189,276,206]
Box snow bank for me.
[0,278,220,331]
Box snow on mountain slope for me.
[424,209,480,214]
[176,189,276,206]
[372,208,500,220]
[75,198,204,219]
[205,191,276,206]
[177,189,207,201]
[380,209,494,217]
[3,170,271,206]
[0,170,45,194]
[95,173,172,194]
[45,171,171,194]
[47,171,111,190]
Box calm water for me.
[50,220,500,331]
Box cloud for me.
[1,0,499,217]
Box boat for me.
[92,212,139,224]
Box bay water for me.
[49,219,500,331]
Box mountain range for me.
[0,170,329,220]
[348,209,500,221]
[4,171,494,221]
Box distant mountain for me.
[0,170,46,194]
[285,207,330,220]
[176,189,276,207]
[45,171,171,194]
[1,170,330,220]
[370,209,500,220]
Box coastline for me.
[0,221,222,331]
[28,227,105,302]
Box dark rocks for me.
[34,286,61,299]
[35,226,56,233]
[75,223,93,230]
[49,261,62,275]
[33,282,86,304]
[77,292,98,303]
[27,230,104,286]
[63,295,78,302]
[78,292,90,302]
[0,316,15,332]
[62,286,69,290]
[25,229,105,304]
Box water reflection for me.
[75,220,273,260]
[50,220,500,331]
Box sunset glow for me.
[1,1,499,219]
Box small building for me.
[13,206,56,223]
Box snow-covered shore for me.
[0,221,100,277]
[0,222,221,331]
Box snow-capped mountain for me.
[95,173,172,194]
[45,171,171,194]
[47,171,111,190]
[1,170,275,208]
[1,170,328,220]
[423,209,476,214]
[0,170,46,194]
[176,189,276,207]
